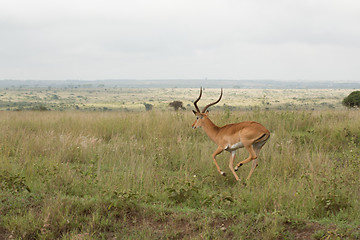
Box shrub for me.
[342,91,360,108]
[143,103,153,111]
[32,104,50,111]
[169,101,185,111]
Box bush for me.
[143,103,153,111]
[342,91,360,108]
[31,105,50,111]
[169,101,185,111]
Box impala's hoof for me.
[221,171,226,176]
[235,163,243,171]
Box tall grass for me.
[1,110,359,239]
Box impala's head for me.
[192,111,209,129]
[192,88,223,129]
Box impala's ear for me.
[192,110,197,115]
[205,110,209,115]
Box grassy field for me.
[1,107,360,239]
[0,88,353,111]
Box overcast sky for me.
[1,0,360,81]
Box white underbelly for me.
[225,141,244,151]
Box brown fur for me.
[192,89,270,182]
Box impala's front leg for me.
[229,151,240,181]
[212,146,225,176]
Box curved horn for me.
[193,87,202,112]
[201,88,223,113]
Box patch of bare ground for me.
[148,217,200,239]
[209,217,236,239]
[0,227,11,240]
[283,221,360,240]
[117,206,236,239]
[284,221,324,240]
[124,211,202,239]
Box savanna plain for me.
[0,87,360,239]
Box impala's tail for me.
[254,131,270,146]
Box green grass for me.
[1,110,360,239]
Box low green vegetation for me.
[1,109,359,239]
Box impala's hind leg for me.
[246,146,260,180]
[246,140,267,180]
[234,145,256,171]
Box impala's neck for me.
[202,117,220,144]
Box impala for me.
[192,88,270,182]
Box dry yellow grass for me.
[0,88,353,111]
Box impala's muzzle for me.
[192,120,200,129]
